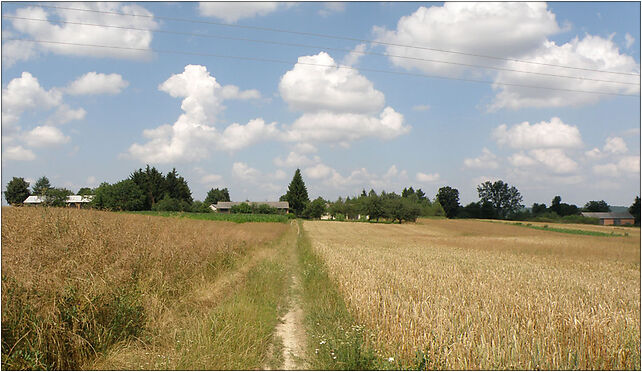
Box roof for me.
[24,195,45,204]
[214,201,289,209]
[581,212,634,219]
[67,195,94,203]
[23,195,94,204]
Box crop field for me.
[303,219,641,370]
[1,207,289,370]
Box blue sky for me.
[2,2,640,207]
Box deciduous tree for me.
[204,188,231,206]
[437,186,460,219]
[477,180,523,219]
[583,200,610,212]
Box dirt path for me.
[268,221,308,370]
[275,274,307,370]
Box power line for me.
[11,2,642,78]
[4,15,639,86]
[5,37,640,98]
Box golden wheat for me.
[303,219,640,369]
[1,207,287,369]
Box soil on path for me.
[268,221,308,370]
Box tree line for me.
[4,166,232,213]
[436,181,640,225]
[4,168,641,225]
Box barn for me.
[580,212,635,226]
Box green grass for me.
[171,258,289,369]
[506,222,629,237]
[126,210,290,223]
[297,221,391,370]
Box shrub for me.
[231,202,253,214]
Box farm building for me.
[211,201,289,213]
[23,195,94,208]
[580,212,635,225]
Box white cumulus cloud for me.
[625,33,635,49]
[463,148,499,169]
[493,117,582,150]
[285,107,409,144]
[66,72,129,95]
[7,4,158,61]
[46,104,87,125]
[603,136,628,154]
[280,52,385,114]
[24,125,70,147]
[2,145,36,161]
[127,65,267,163]
[491,35,640,110]
[2,72,62,125]
[416,172,440,183]
[198,2,281,22]
[218,119,280,151]
[374,3,560,76]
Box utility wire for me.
[5,37,640,98]
[11,2,642,77]
[4,15,639,86]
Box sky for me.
[1,1,640,207]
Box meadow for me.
[1,207,290,370]
[303,218,641,369]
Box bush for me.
[253,203,279,214]
[190,200,213,213]
[152,195,190,212]
[230,203,253,214]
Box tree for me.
[92,180,145,211]
[303,197,327,219]
[383,195,420,223]
[164,168,192,204]
[364,189,385,221]
[531,203,547,216]
[416,189,427,201]
[32,176,51,196]
[583,200,611,212]
[231,202,253,214]
[152,194,190,212]
[77,187,94,196]
[550,196,562,215]
[129,165,166,209]
[477,180,523,219]
[204,188,231,206]
[4,177,30,205]
[437,186,460,219]
[550,195,580,217]
[629,196,640,225]
[283,169,309,216]
[43,188,72,207]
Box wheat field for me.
[1,207,288,370]
[303,219,640,369]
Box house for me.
[581,212,635,226]
[23,195,94,208]
[212,201,289,214]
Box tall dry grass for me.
[303,219,641,369]
[1,206,287,370]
